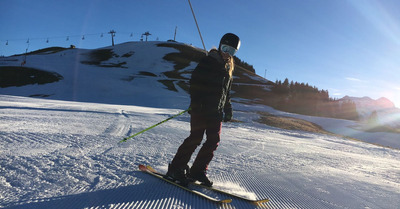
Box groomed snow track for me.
[1,95,399,209]
[3,169,342,209]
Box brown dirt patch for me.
[258,112,332,135]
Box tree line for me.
[233,56,255,73]
[269,78,359,120]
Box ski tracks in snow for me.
[101,109,133,138]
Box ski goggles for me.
[220,44,237,56]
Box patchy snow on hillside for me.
[0,42,190,109]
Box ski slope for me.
[1,95,399,209]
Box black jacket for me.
[189,50,233,121]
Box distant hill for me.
[340,96,396,113]
[340,96,400,131]
[0,41,271,109]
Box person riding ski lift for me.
[165,33,241,187]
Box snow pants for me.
[170,113,222,174]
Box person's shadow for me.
[2,171,174,209]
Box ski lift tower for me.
[142,31,151,41]
[109,30,116,46]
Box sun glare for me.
[349,0,400,45]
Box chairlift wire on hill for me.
[2,1,208,52]
[1,31,135,46]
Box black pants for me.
[170,113,222,174]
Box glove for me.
[223,111,232,122]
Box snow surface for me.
[1,42,400,208]
[1,95,400,209]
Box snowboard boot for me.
[188,170,213,187]
[164,164,190,187]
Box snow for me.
[1,42,400,208]
[1,95,399,209]
[250,104,400,150]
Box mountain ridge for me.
[340,95,396,110]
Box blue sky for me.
[1,0,399,107]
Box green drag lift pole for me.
[119,109,189,143]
